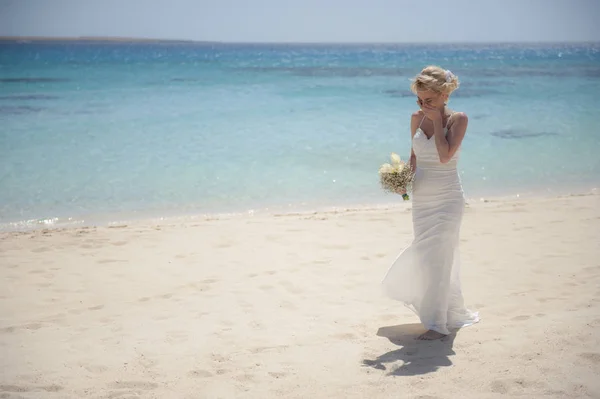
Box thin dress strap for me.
[418,115,426,129]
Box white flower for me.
[445,70,453,82]
[390,153,401,166]
[379,163,394,174]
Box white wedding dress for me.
[382,116,479,335]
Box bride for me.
[382,65,480,340]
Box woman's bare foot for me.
[417,330,446,340]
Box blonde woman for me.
[382,66,480,340]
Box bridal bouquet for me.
[378,153,414,200]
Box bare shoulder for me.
[411,110,424,121]
[410,110,424,136]
[451,111,468,124]
[449,111,468,134]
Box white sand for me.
[1,193,599,399]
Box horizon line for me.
[0,35,598,45]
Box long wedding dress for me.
[382,116,479,335]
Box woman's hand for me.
[420,103,442,124]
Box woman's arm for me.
[409,111,421,171]
[432,112,468,163]
[393,112,421,196]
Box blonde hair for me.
[410,65,460,95]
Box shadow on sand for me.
[362,323,457,376]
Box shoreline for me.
[1,187,597,234]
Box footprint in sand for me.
[490,378,546,394]
[280,281,303,294]
[22,323,43,330]
[211,353,229,363]
[490,380,510,394]
[536,297,550,303]
[68,308,85,315]
[166,330,188,344]
[582,266,599,274]
[31,247,51,253]
[36,282,52,288]
[237,300,253,311]
[279,300,297,310]
[108,381,158,390]
[248,321,264,330]
[106,382,158,398]
[268,371,287,379]
[83,364,109,373]
[220,320,234,327]
[250,345,288,354]
[0,384,63,393]
[265,234,281,241]
[28,269,45,275]
[236,372,255,382]
[312,260,329,265]
[187,279,217,292]
[194,312,209,319]
[579,352,600,364]
[187,369,213,378]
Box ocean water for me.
[1,41,599,229]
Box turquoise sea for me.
[1,40,599,230]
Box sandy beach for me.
[1,193,599,399]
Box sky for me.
[1,0,599,43]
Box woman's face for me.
[416,90,447,109]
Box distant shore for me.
[0,36,597,45]
[0,36,216,44]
